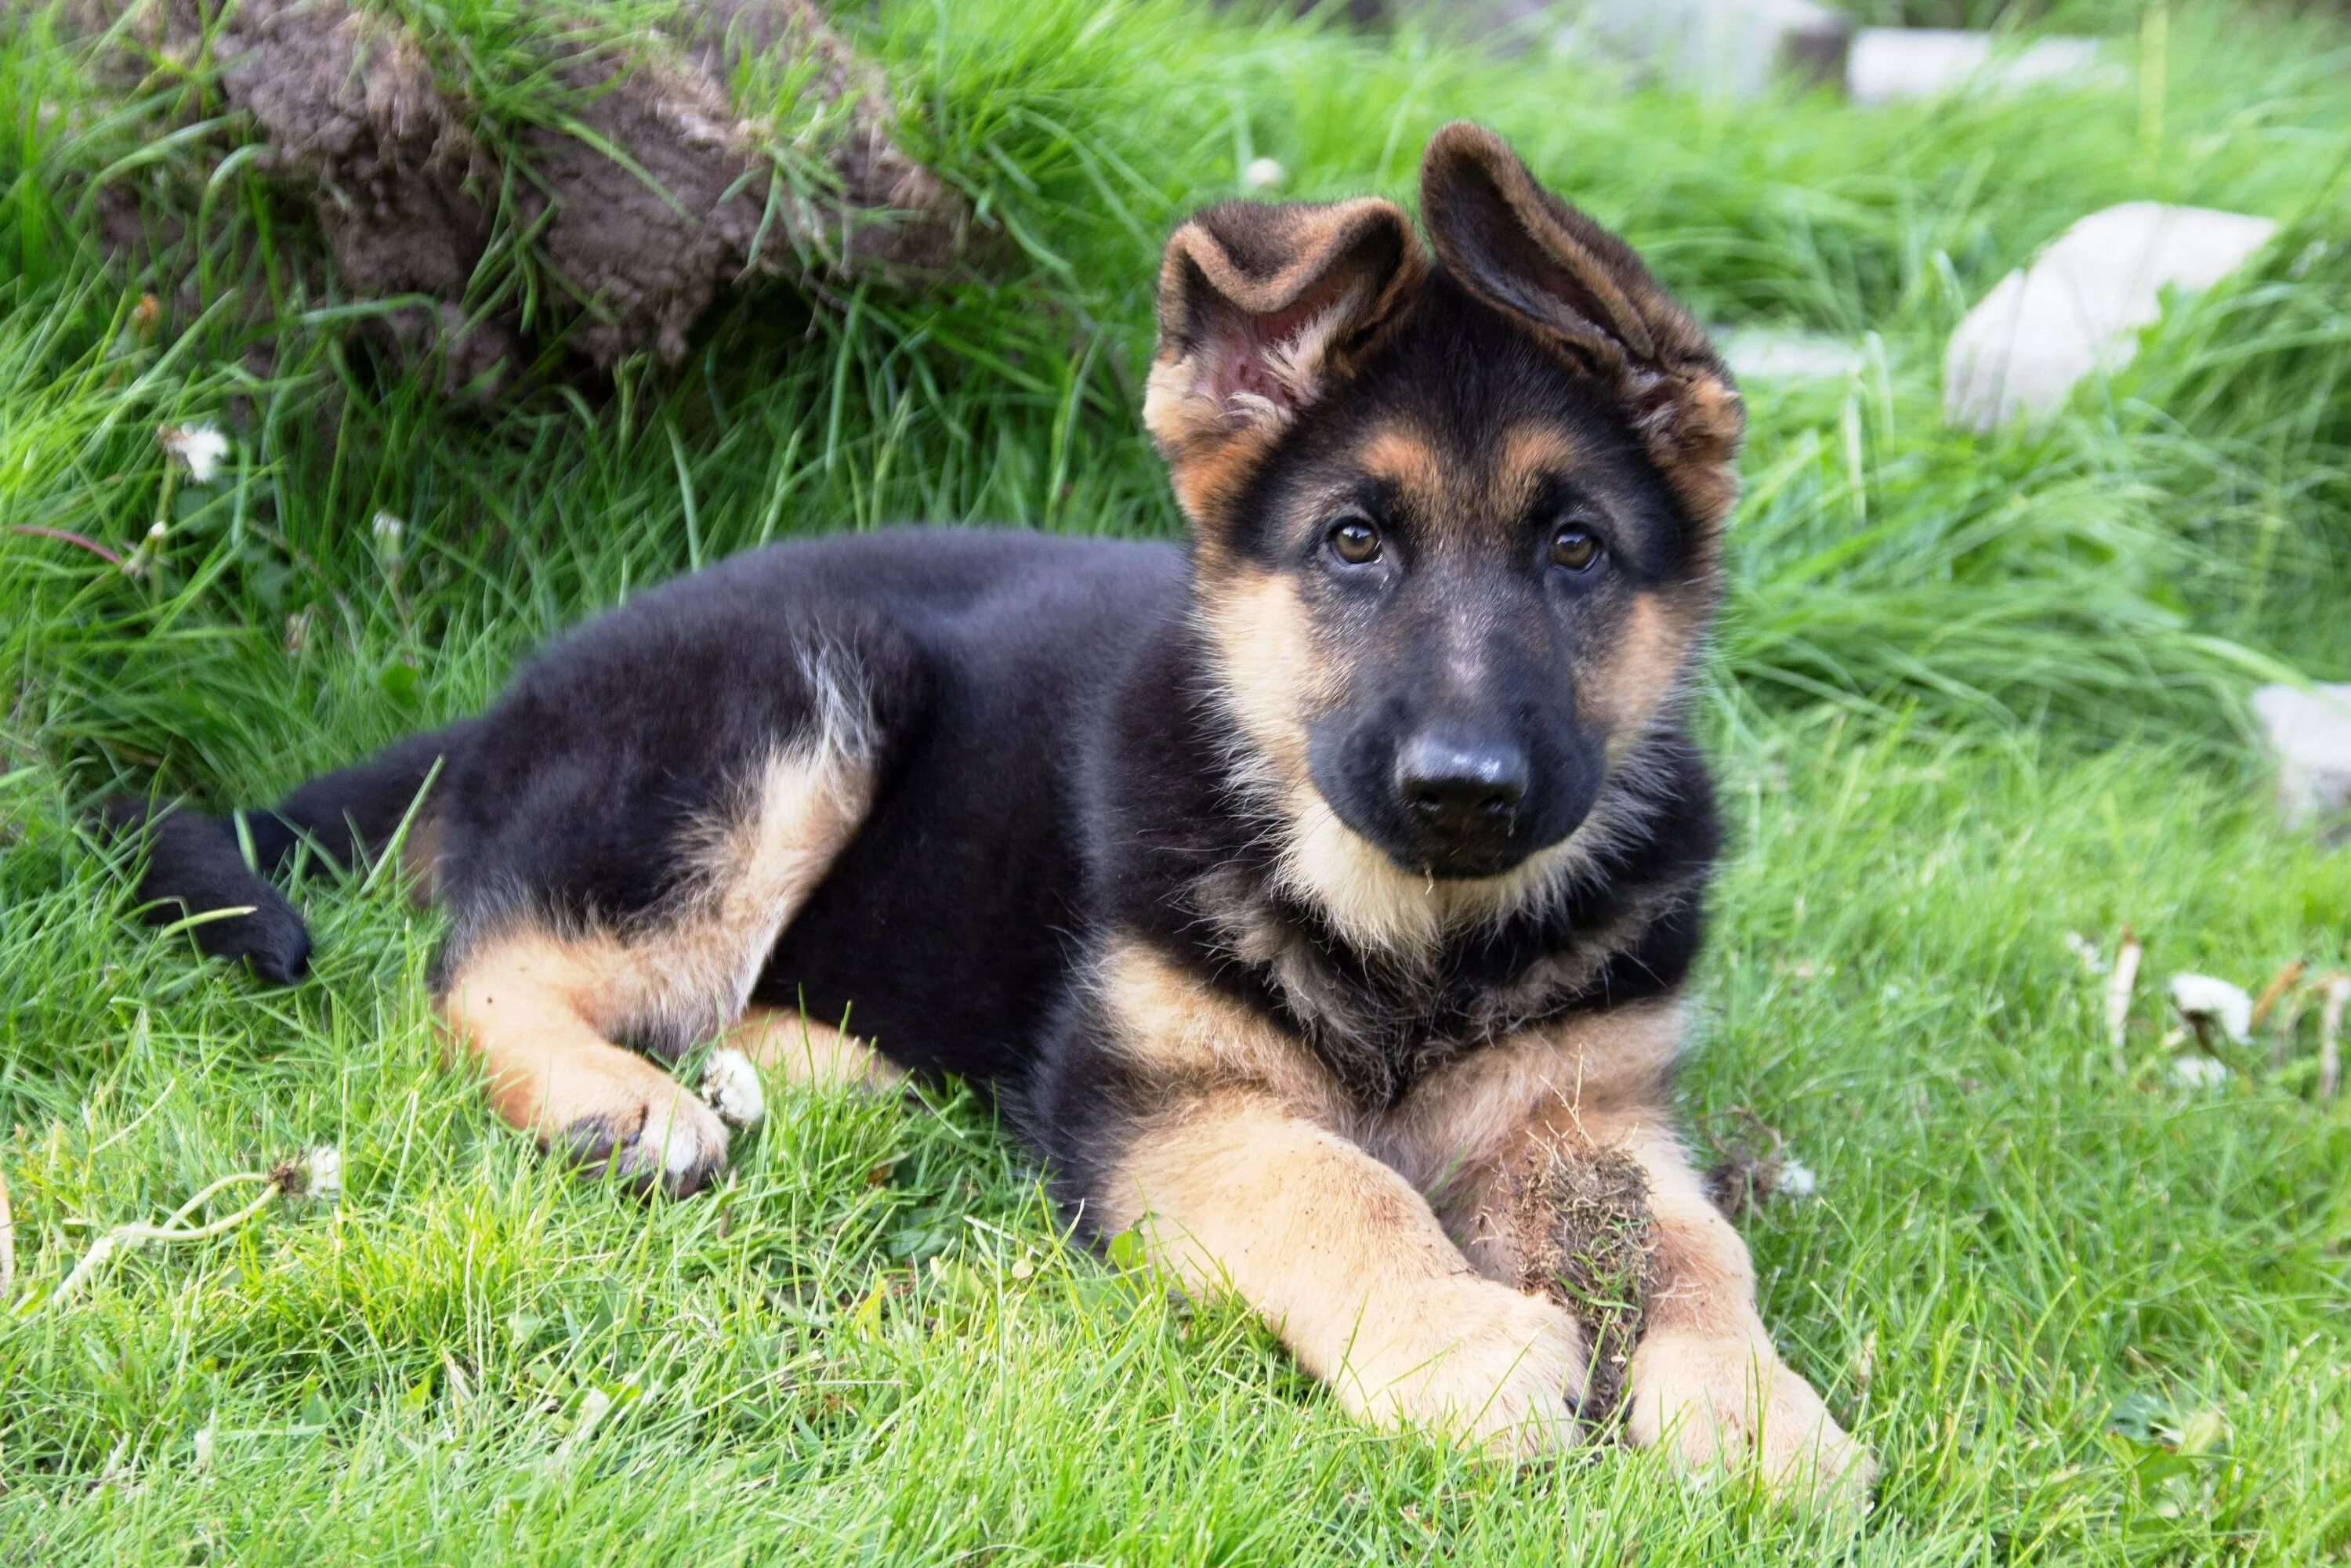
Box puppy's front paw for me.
[1627,1328,1875,1506]
[555,1057,734,1197]
[1343,1276,1585,1459]
[697,1045,767,1132]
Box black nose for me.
[1393,733,1528,842]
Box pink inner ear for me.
[1201,278,1356,422]
[1222,342,1290,411]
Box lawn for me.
[3,1,2349,1562]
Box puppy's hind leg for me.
[730,1007,904,1093]
[440,929,739,1193]
[434,632,900,1193]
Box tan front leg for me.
[1103,1092,1585,1457]
[1386,1005,1871,1502]
[1598,1117,1873,1502]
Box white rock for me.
[1943,202,2277,433]
[1847,29,2117,106]
[2167,973,2253,1045]
[1719,328,1866,382]
[1578,0,1849,101]
[2252,683,2351,833]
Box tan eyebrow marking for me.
[1497,423,1585,511]
[1356,425,1446,506]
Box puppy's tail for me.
[100,720,480,983]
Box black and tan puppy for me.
[110,124,1870,1496]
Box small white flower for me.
[2168,973,2252,1045]
[2063,931,2107,976]
[192,1424,216,1472]
[371,510,405,552]
[2169,1055,2230,1090]
[302,1146,343,1205]
[157,422,229,485]
[1776,1158,1819,1200]
[1242,157,1284,192]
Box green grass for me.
[4,0,2350,1561]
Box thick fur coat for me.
[110,124,1871,1500]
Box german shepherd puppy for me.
[110,124,1870,1497]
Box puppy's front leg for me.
[1105,1091,1585,1455]
[1402,1010,1871,1501]
[1604,1119,1875,1502]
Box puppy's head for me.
[1147,124,1741,898]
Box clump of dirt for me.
[1704,1107,1801,1218]
[211,0,509,384]
[1484,1140,1657,1424]
[75,0,973,388]
[676,0,965,277]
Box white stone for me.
[2253,683,2351,832]
[1847,29,2117,106]
[1943,202,2277,433]
[2167,974,2252,1045]
[1578,0,1849,100]
[1719,328,1866,382]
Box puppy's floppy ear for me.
[1145,197,1423,528]
[1420,121,1743,531]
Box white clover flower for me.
[1242,157,1284,192]
[158,422,230,484]
[2169,1055,2230,1090]
[302,1146,343,1205]
[1776,1157,1819,1200]
[2168,973,2252,1045]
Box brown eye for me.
[1328,516,1382,566]
[1550,523,1601,571]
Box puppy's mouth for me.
[1403,841,1533,881]
[1310,773,1575,884]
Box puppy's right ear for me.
[1144,197,1423,529]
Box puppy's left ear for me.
[1420,122,1743,531]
